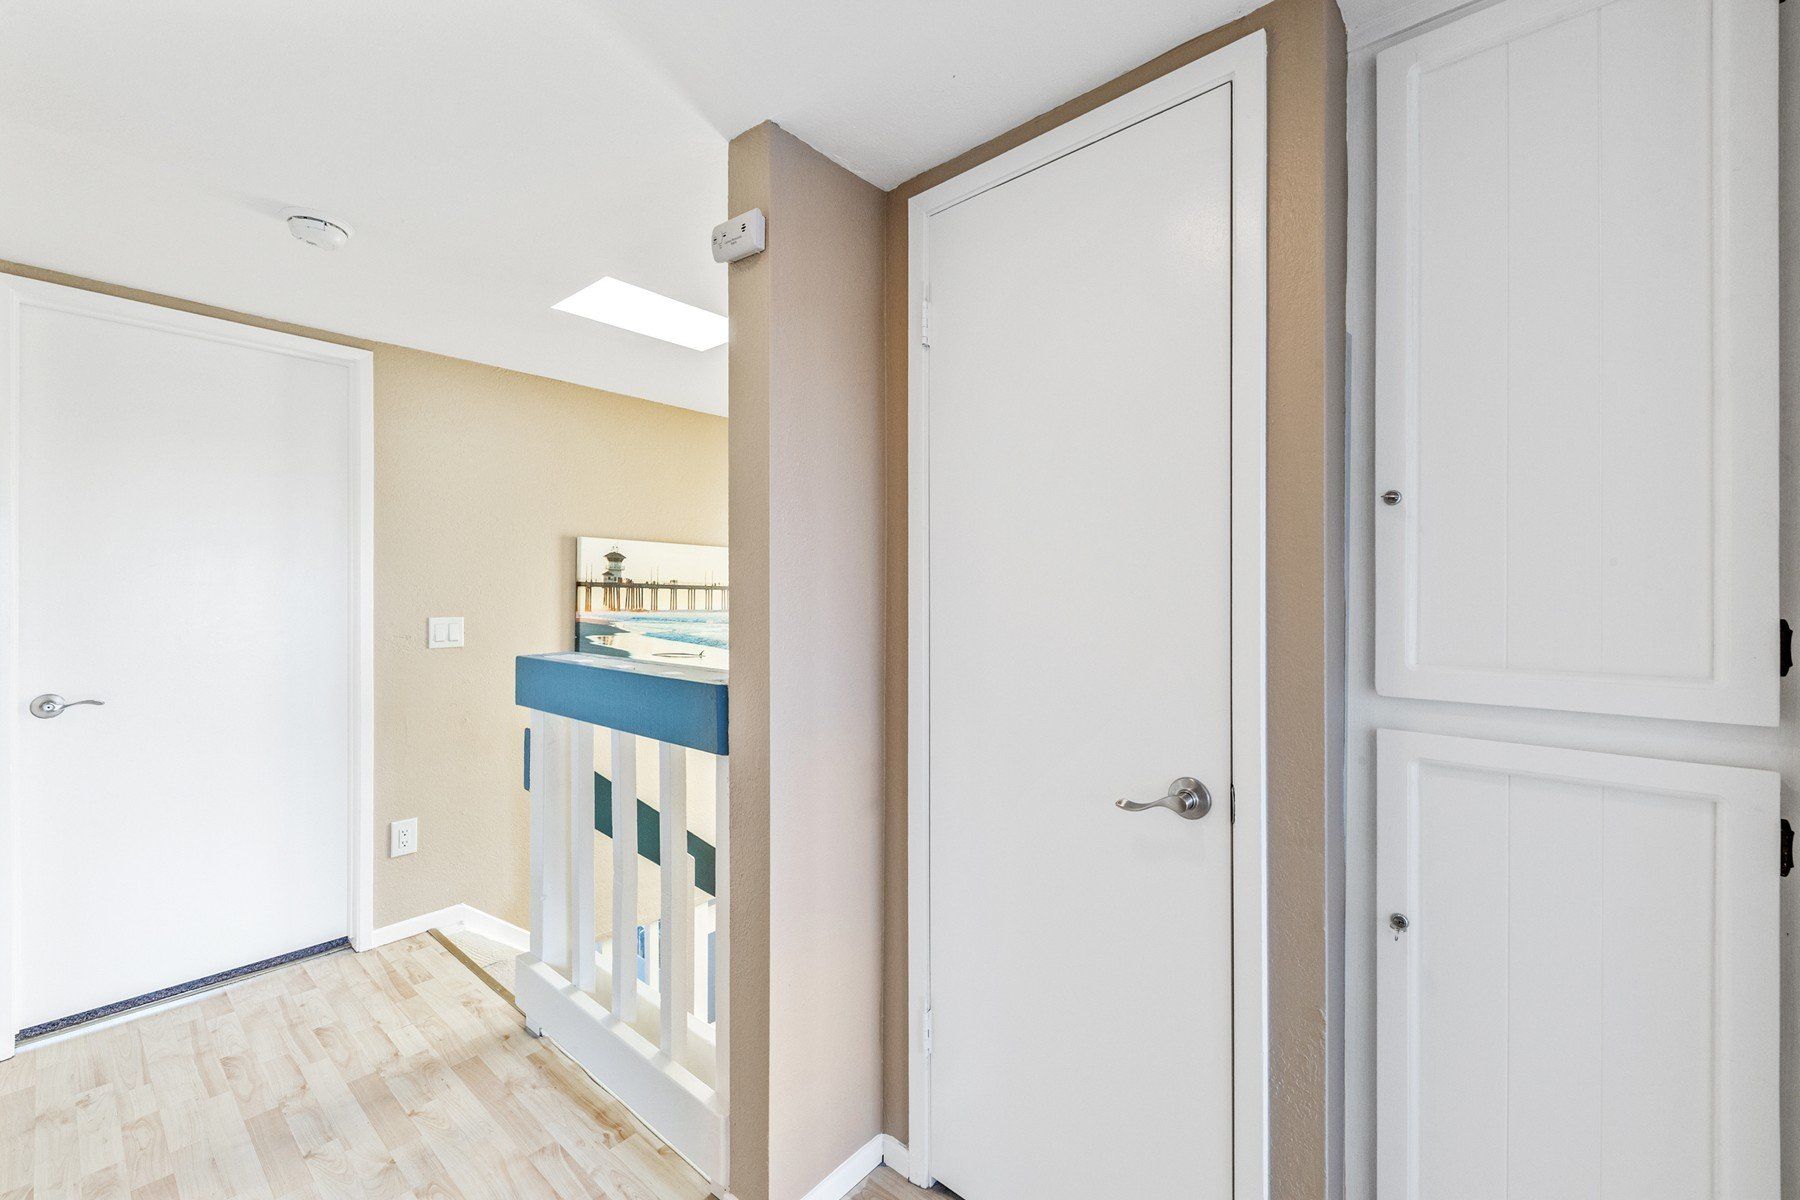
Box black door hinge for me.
[1781,619,1793,677]
[1782,819,1793,877]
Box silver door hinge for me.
[1230,783,1237,824]
[923,1006,934,1058]
[920,299,932,347]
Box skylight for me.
[552,277,728,351]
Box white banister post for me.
[659,741,691,1064]
[611,729,640,1021]
[531,713,571,975]
[567,720,596,994]
[714,753,730,1115]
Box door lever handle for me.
[1115,776,1212,821]
[29,694,105,719]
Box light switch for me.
[427,616,465,649]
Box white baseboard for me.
[453,904,529,950]
[879,1135,909,1179]
[798,1135,885,1200]
[361,903,528,952]
[362,905,465,949]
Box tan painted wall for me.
[0,259,730,934]
[726,123,887,1200]
[877,0,1347,1193]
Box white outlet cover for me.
[390,818,419,857]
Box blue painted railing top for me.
[515,652,728,756]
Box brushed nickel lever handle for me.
[1115,776,1213,821]
[29,694,105,719]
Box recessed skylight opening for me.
[552,277,728,351]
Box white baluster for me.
[659,741,691,1063]
[530,713,571,976]
[611,730,639,1021]
[566,720,595,993]
[529,713,547,963]
[713,754,730,1110]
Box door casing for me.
[904,31,1271,1198]
[0,274,377,1059]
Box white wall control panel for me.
[712,208,766,263]
[389,817,418,857]
[426,616,465,648]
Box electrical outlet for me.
[390,817,419,858]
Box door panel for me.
[1373,0,1778,723]
[9,280,360,1030]
[925,85,1234,1199]
[1377,730,1778,1200]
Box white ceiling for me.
[590,0,1269,190]
[0,0,730,413]
[0,0,1365,416]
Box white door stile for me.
[659,741,691,1063]
[905,30,1269,1200]
[612,729,640,1020]
[566,720,596,994]
[0,285,18,1060]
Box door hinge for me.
[922,1006,934,1058]
[1229,783,1237,824]
[920,299,932,347]
[1782,819,1793,877]
[1781,619,1792,677]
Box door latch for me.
[1782,819,1793,878]
[1781,619,1792,677]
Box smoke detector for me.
[281,208,352,251]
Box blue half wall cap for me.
[516,652,728,756]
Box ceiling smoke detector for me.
[281,208,352,251]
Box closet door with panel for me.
[1373,0,1778,724]
[1372,0,1780,1192]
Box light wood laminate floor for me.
[844,1166,946,1199]
[0,935,715,1200]
[0,934,949,1200]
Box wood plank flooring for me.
[0,935,956,1200]
[845,1166,947,1199]
[0,934,714,1200]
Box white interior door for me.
[914,51,1262,1198]
[1377,730,1778,1199]
[0,276,371,1042]
[1373,0,1778,723]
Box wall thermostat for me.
[712,209,766,263]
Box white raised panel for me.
[1376,730,1778,1200]
[1374,0,1777,723]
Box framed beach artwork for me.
[574,536,728,668]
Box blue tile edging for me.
[515,652,729,756]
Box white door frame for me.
[0,274,377,1060]
[904,30,1270,1198]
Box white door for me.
[912,42,1264,1199]
[1,276,372,1044]
[1377,731,1778,1199]
[1373,0,1778,724]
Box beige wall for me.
[0,259,730,934]
[371,348,727,929]
[877,0,1348,1192]
[727,123,887,1200]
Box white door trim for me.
[904,30,1269,1197]
[0,273,377,1059]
